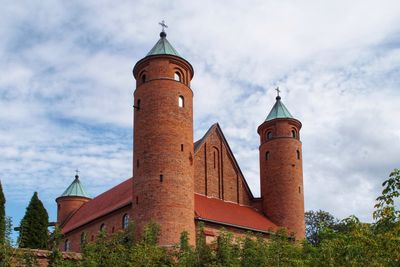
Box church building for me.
[56,27,305,252]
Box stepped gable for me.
[195,193,278,232]
[62,178,132,234]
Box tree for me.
[305,210,338,246]
[18,192,49,249]
[0,181,5,245]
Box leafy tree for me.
[305,210,338,246]
[0,217,13,267]
[194,222,214,266]
[0,181,5,245]
[18,192,49,249]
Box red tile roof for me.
[62,178,278,235]
[62,178,132,234]
[194,193,278,233]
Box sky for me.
[1,0,400,242]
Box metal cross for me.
[75,169,80,176]
[275,87,281,96]
[159,20,168,32]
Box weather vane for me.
[159,20,168,32]
[275,87,281,96]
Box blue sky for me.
[1,0,400,243]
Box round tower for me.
[258,92,305,240]
[132,29,195,246]
[56,173,90,226]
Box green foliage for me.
[305,209,338,246]
[0,181,5,245]
[0,217,13,267]
[48,226,65,267]
[18,192,49,249]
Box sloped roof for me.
[146,32,181,57]
[195,194,277,232]
[265,96,293,121]
[60,175,89,198]
[62,178,132,234]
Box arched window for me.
[265,151,270,160]
[122,214,129,229]
[267,131,273,140]
[141,74,146,83]
[100,223,106,232]
[297,150,301,160]
[64,239,70,252]
[80,232,86,245]
[174,72,181,82]
[178,96,184,107]
[292,130,297,138]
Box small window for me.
[181,144,184,151]
[80,232,86,245]
[267,131,273,140]
[136,196,138,204]
[141,74,146,83]
[297,150,301,160]
[100,223,106,232]
[64,239,70,252]
[299,186,301,194]
[174,72,181,82]
[136,159,139,168]
[122,214,129,229]
[265,151,270,160]
[178,96,184,107]
[292,130,297,138]
[160,175,164,182]
[137,99,141,110]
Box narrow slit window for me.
[136,159,139,168]
[181,144,184,151]
[100,223,106,232]
[265,151,270,160]
[178,96,184,107]
[297,150,301,160]
[64,239,70,252]
[160,174,163,182]
[112,227,115,233]
[292,130,297,138]
[137,99,141,110]
[299,186,301,193]
[80,232,86,245]
[136,196,138,204]
[141,74,146,83]
[122,214,129,229]
[174,72,181,82]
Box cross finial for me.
[75,169,80,178]
[159,20,168,33]
[275,87,281,96]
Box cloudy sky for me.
[1,0,400,241]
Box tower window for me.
[299,186,301,194]
[160,174,164,182]
[292,130,297,138]
[297,150,301,160]
[267,131,273,140]
[178,96,184,107]
[137,99,141,110]
[265,151,270,160]
[64,239,70,252]
[141,74,146,83]
[122,214,129,229]
[136,159,139,168]
[174,72,181,82]
[100,223,106,232]
[181,144,184,151]
[80,232,86,245]
[136,196,138,204]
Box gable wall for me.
[194,128,252,205]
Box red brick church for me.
[56,28,305,252]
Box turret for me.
[56,173,90,226]
[258,91,305,239]
[132,27,195,246]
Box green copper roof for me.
[60,175,89,198]
[146,32,181,57]
[265,96,294,121]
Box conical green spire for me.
[146,31,181,57]
[60,174,89,198]
[265,95,294,121]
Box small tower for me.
[56,173,90,226]
[258,91,305,239]
[132,25,195,246]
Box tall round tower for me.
[258,92,305,240]
[132,29,195,246]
